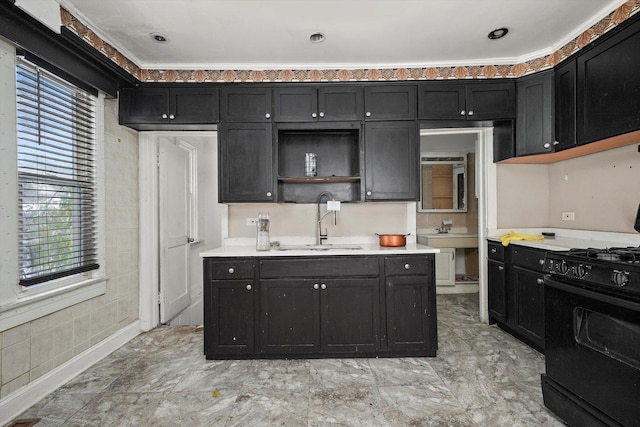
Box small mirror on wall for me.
[419,152,467,212]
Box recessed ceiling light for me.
[309,32,326,43]
[488,28,508,40]
[150,33,169,43]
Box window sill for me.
[0,277,107,332]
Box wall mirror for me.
[419,152,467,212]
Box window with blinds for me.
[16,58,99,287]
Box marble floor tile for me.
[9,294,566,427]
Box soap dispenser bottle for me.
[256,213,270,251]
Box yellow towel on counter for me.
[500,231,544,247]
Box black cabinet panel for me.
[516,70,554,156]
[466,83,516,120]
[488,259,507,323]
[512,266,545,348]
[221,87,272,122]
[274,86,363,122]
[205,280,255,355]
[119,86,218,129]
[419,81,515,121]
[273,87,317,122]
[487,242,545,352]
[577,20,640,144]
[219,122,274,202]
[418,84,466,120]
[364,121,418,201]
[319,86,363,121]
[554,60,577,151]
[170,87,219,124]
[260,279,320,354]
[260,257,378,278]
[386,275,436,353]
[320,278,380,353]
[364,86,417,120]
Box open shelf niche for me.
[276,127,361,203]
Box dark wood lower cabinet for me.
[204,254,435,359]
[386,276,436,354]
[260,279,320,354]
[204,280,256,356]
[487,242,546,353]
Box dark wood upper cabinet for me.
[576,17,640,144]
[220,87,272,122]
[218,122,274,203]
[364,120,418,201]
[274,86,363,122]
[119,86,218,129]
[516,70,555,156]
[364,85,417,120]
[419,81,515,121]
[554,59,577,151]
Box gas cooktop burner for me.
[569,246,640,264]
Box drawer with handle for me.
[385,255,431,276]
[206,259,255,280]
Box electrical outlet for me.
[246,217,258,226]
[562,212,575,221]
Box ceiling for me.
[56,0,627,70]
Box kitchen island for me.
[200,244,439,359]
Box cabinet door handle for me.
[319,112,325,118]
[539,259,545,265]
[498,265,504,271]
[543,142,551,149]
[246,284,252,291]
[491,248,497,253]
[161,113,168,119]
[311,112,317,118]
[452,251,455,261]
[553,141,560,146]
[313,283,319,290]
[366,111,372,117]
[536,278,544,285]
[404,263,411,270]
[169,114,175,120]
[366,190,372,196]
[321,283,327,290]
[228,267,235,274]
[265,113,271,119]
[460,110,466,116]
[266,191,272,197]
[468,110,474,116]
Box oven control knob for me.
[611,270,630,287]
[575,264,587,279]
[557,260,569,275]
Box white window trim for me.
[0,40,106,332]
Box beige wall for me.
[548,144,640,232]
[496,164,549,228]
[0,99,139,398]
[496,144,639,232]
[229,202,411,239]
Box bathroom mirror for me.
[419,152,467,212]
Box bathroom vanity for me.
[200,244,438,359]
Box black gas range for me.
[542,245,640,427]
[543,246,640,300]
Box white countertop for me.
[487,228,640,251]
[200,243,439,258]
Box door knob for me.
[265,113,271,119]
[246,284,252,291]
[313,283,319,290]
[321,283,327,290]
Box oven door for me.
[544,276,640,427]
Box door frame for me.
[138,131,220,331]
[418,127,497,323]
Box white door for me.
[158,138,192,323]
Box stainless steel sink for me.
[277,244,362,251]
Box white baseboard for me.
[0,321,141,424]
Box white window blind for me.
[16,58,99,287]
